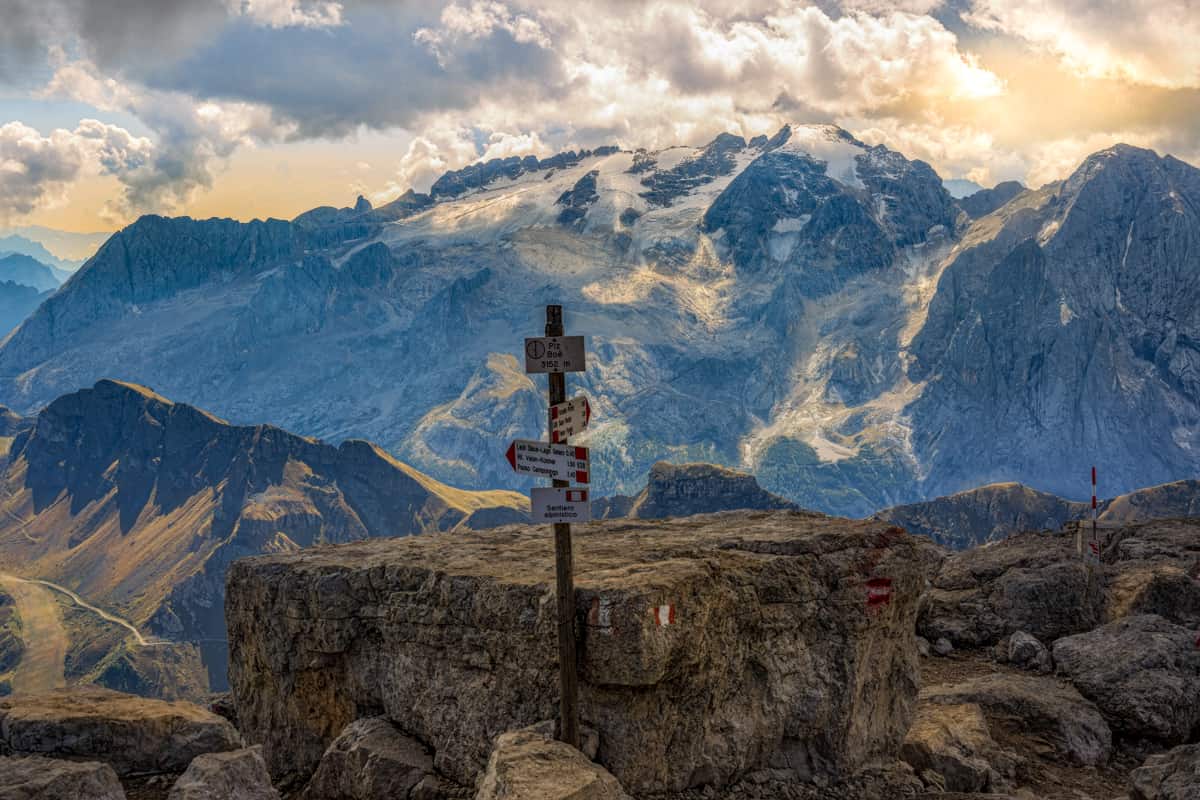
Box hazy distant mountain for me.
[0,379,527,698]
[942,178,985,198]
[0,128,1195,516]
[1,226,110,265]
[957,180,1025,218]
[0,280,50,336]
[0,253,62,292]
[0,235,77,280]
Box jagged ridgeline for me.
[0,380,527,697]
[0,126,1197,516]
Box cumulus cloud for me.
[0,120,153,223]
[226,0,345,29]
[966,0,1200,89]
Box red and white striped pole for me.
[1091,466,1097,519]
[1089,466,1099,562]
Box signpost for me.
[524,335,586,374]
[505,440,590,483]
[516,304,586,751]
[531,487,592,523]
[549,396,591,443]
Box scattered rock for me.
[900,702,1017,792]
[0,687,242,776]
[474,730,631,800]
[916,636,931,657]
[1129,742,1200,800]
[918,531,1103,648]
[228,513,925,792]
[168,746,279,800]
[921,673,1111,766]
[934,637,954,657]
[1007,631,1052,673]
[300,717,434,800]
[1051,615,1200,744]
[0,755,125,800]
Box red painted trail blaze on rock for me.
[866,577,893,609]
[652,604,676,626]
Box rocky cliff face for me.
[0,379,526,697]
[0,132,1194,517]
[226,511,925,794]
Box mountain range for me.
[0,125,1194,516]
[0,379,526,698]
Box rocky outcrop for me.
[1129,743,1200,800]
[0,755,125,800]
[1004,631,1052,673]
[957,181,1025,218]
[227,512,925,793]
[875,483,1087,550]
[475,731,631,800]
[167,746,279,800]
[921,674,1111,767]
[900,702,1017,793]
[918,530,1103,647]
[0,687,242,776]
[594,461,798,520]
[0,380,526,696]
[299,718,437,800]
[1052,615,1200,744]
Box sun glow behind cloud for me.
[0,0,1196,230]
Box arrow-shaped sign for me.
[505,439,590,483]
[549,395,591,443]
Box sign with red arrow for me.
[531,487,591,522]
[505,439,590,483]
[549,395,591,443]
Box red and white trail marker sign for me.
[652,604,676,626]
[530,487,592,523]
[549,395,591,443]
[865,577,893,610]
[505,439,590,483]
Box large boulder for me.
[1102,520,1200,627]
[0,687,242,776]
[899,702,1017,793]
[918,531,1103,648]
[300,717,436,799]
[168,746,279,800]
[1129,743,1200,800]
[1051,615,1200,744]
[226,512,926,793]
[474,731,630,800]
[921,674,1111,767]
[0,755,125,800]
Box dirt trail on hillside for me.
[0,573,67,694]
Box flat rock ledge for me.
[0,687,243,776]
[226,511,925,794]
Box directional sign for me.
[505,439,590,483]
[525,336,586,374]
[531,487,591,523]
[549,395,591,443]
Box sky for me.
[1,0,1199,233]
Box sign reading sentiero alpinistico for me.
[524,336,586,374]
[530,487,592,523]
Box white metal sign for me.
[505,439,590,483]
[549,395,591,443]
[525,336,586,374]
[531,487,592,523]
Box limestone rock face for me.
[474,731,630,800]
[918,531,1103,648]
[168,746,279,800]
[595,461,798,520]
[921,674,1111,766]
[0,688,242,776]
[900,702,1017,793]
[1129,743,1200,800]
[300,717,435,800]
[1051,615,1200,744]
[226,512,925,793]
[0,755,125,800]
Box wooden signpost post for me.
[510,304,592,750]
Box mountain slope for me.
[0,379,527,696]
[0,281,50,337]
[0,128,1195,516]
